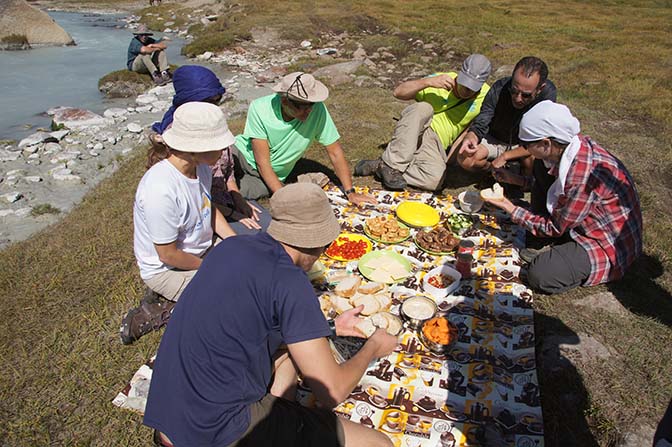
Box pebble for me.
[2,192,23,203]
[127,123,143,133]
[24,176,42,183]
[93,143,104,151]
[44,142,62,153]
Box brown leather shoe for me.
[119,298,175,345]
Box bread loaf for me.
[335,276,361,298]
[352,294,381,315]
[480,182,504,200]
[357,281,385,295]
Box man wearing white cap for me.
[233,72,375,206]
[355,54,492,191]
[145,183,396,447]
[481,100,643,294]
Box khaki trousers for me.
[381,102,448,191]
[144,269,196,302]
[131,50,168,74]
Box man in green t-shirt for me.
[355,54,492,191]
[234,72,375,207]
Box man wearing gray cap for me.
[145,183,396,447]
[233,72,375,207]
[354,54,492,191]
[127,25,171,85]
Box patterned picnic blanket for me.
[113,185,544,447]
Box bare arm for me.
[251,138,284,194]
[325,141,376,206]
[288,329,397,408]
[213,205,236,239]
[393,74,456,100]
[154,241,202,270]
[141,42,167,53]
[491,146,531,169]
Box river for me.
[0,11,186,141]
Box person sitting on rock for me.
[127,25,171,85]
[232,71,376,207]
[151,65,268,235]
[481,100,643,294]
[119,102,238,345]
[457,57,556,180]
[354,54,492,191]
[144,183,396,447]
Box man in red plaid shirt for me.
[482,100,643,294]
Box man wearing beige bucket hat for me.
[233,72,376,207]
[144,183,396,447]
[119,102,238,345]
[127,25,171,85]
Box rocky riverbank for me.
[0,3,483,249]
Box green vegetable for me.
[446,214,473,232]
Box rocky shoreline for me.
[0,4,463,250]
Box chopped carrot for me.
[422,317,455,345]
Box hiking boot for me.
[119,299,175,345]
[354,158,381,177]
[519,246,551,264]
[151,71,165,85]
[377,162,407,190]
[141,286,161,305]
[160,70,172,83]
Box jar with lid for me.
[455,252,473,279]
[457,239,475,256]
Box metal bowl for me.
[400,296,437,330]
[418,316,458,355]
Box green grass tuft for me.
[31,204,61,216]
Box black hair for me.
[513,56,549,87]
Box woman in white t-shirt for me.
[120,102,236,344]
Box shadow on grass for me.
[535,312,600,447]
[607,252,672,327]
[286,158,339,185]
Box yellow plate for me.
[324,233,373,262]
[395,201,440,228]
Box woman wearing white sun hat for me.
[120,102,237,344]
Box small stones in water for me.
[127,123,143,133]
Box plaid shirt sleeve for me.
[510,137,642,286]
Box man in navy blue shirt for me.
[144,183,396,447]
[127,25,171,85]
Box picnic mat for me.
[113,185,544,447]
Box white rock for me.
[2,192,22,203]
[50,166,70,175]
[50,152,80,164]
[147,84,175,97]
[121,148,133,155]
[44,142,62,153]
[104,108,129,118]
[14,207,32,218]
[66,160,79,169]
[50,107,113,129]
[22,145,39,154]
[136,94,159,105]
[300,40,312,48]
[107,136,116,145]
[5,169,24,176]
[86,143,94,149]
[50,130,69,140]
[93,143,104,151]
[163,28,172,33]
[127,123,143,133]
[53,172,81,182]
[27,154,40,160]
[0,209,14,217]
[24,176,42,183]
[0,150,21,162]
[197,51,213,60]
[127,107,136,112]
[152,100,171,111]
[135,105,152,113]
[18,132,52,148]
[89,151,99,157]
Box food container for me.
[458,191,484,213]
[418,316,458,355]
[400,296,437,329]
[422,265,462,299]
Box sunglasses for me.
[508,85,536,99]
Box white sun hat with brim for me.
[272,72,329,103]
[162,102,235,153]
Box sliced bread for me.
[335,276,362,298]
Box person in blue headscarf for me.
[150,65,269,234]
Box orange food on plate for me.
[422,317,456,345]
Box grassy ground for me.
[2,0,671,446]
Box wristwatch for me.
[344,187,355,197]
[328,319,337,337]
